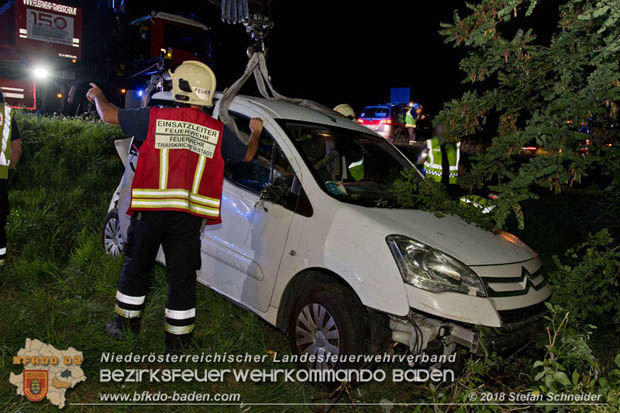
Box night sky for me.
[86,0,557,115]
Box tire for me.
[288,283,370,371]
[102,208,123,257]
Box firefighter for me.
[422,123,461,186]
[86,61,263,352]
[405,103,419,142]
[0,91,23,266]
[333,104,356,120]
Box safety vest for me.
[423,137,460,184]
[129,107,225,223]
[0,103,13,180]
[405,110,416,128]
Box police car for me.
[104,91,550,369]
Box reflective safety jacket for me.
[0,103,13,180]
[405,110,416,128]
[423,137,460,184]
[129,107,225,223]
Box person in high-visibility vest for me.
[405,103,419,142]
[0,91,23,266]
[87,61,263,352]
[422,123,461,185]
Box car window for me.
[225,113,295,194]
[360,107,390,118]
[393,107,407,124]
[278,120,418,208]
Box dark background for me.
[82,0,557,115]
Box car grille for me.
[482,267,548,298]
[497,302,548,325]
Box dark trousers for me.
[0,214,6,263]
[0,179,8,263]
[115,211,204,346]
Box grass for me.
[0,114,617,412]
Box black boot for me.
[104,315,141,340]
[165,332,193,354]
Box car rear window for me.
[360,107,390,118]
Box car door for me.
[197,105,299,314]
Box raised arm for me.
[243,118,263,162]
[86,83,119,125]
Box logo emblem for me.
[23,370,48,402]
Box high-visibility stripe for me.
[192,155,207,194]
[116,291,146,306]
[1,105,13,167]
[165,308,196,320]
[115,304,142,319]
[165,322,194,335]
[2,93,24,99]
[426,139,434,165]
[0,86,25,92]
[131,199,220,216]
[132,189,220,207]
[133,189,190,198]
[159,148,169,190]
[189,192,220,207]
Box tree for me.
[436,0,620,230]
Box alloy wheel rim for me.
[104,216,123,257]
[295,303,340,370]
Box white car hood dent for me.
[338,205,536,266]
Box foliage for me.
[548,229,620,328]
[531,303,620,410]
[390,169,495,230]
[435,0,620,230]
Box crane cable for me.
[218,50,338,144]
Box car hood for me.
[343,206,536,266]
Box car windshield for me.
[360,107,390,118]
[278,120,419,207]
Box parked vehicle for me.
[104,91,551,370]
[0,0,212,113]
[357,103,410,141]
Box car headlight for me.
[386,235,487,297]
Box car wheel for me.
[103,208,123,257]
[288,283,370,371]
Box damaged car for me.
[104,91,551,370]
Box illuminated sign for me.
[26,8,75,46]
[22,0,77,16]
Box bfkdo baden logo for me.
[9,339,87,409]
[23,370,49,402]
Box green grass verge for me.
[0,114,617,412]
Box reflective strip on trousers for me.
[165,308,196,320]
[165,322,194,335]
[115,304,142,319]
[116,291,146,306]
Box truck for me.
[0,0,213,114]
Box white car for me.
[104,92,551,369]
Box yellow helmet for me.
[333,103,356,120]
[170,60,217,107]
